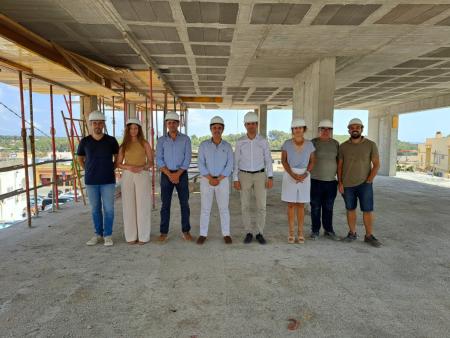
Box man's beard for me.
[350,131,361,139]
[94,128,102,134]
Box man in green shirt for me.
[338,118,381,247]
[310,119,340,240]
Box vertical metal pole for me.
[184,107,188,135]
[28,78,38,217]
[123,83,127,130]
[145,97,149,140]
[149,69,156,209]
[19,71,32,227]
[163,89,168,122]
[112,96,116,138]
[68,92,78,203]
[102,96,105,114]
[50,85,58,210]
[155,105,159,138]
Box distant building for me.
[418,132,450,178]
[0,169,27,222]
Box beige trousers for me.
[121,170,151,242]
[238,171,267,235]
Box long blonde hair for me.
[120,123,146,153]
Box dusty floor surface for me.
[1,173,450,337]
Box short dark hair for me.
[291,126,307,133]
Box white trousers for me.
[121,170,151,242]
[200,176,230,237]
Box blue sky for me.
[1,82,449,143]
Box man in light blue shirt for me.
[156,111,192,242]
[196,116,234,245]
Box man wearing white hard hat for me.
[197,116,234,245]
[309,119,340,241]
[156,111,193,242]
[233,111,273,245]
[281,118,315,244]
[77,110,119,247]
[338,118,381,247]
[116,118,154,244]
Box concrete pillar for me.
[127,103,137,118]
[293,57,335,139]
[80,96,98,135]
[258,104,267,138]
[368,110,398,176]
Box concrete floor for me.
[0,173,449,337]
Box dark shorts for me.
[343,182,374,212]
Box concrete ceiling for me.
[2,1,450,110]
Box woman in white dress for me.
[281,118,316,244]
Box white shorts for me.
[281,168,311,203]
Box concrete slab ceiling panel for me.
[166,75,193,81]
[94,42,136,55]
[166,67,191,74]
[196,68,226,75]
[377,68,415,76]
[187,28,234,43]
[376,4,450,25]
[191,45,230,56]
[180,2,239,24]
[66,23,123,39]
[153,56,188,65]
[144,43,186,55]
[395,59,442,68]
[19,22,69,40]
[250,4,311,25]
[129,26,180,41]
[0,0,73,22]
[421,47,450,58]
[195,58,228,67]
[312,4,381,25]
[111,0,174,22]
[197,75,226,81]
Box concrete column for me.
[293,57,335,139]
[368,110,398,176]
[80,96,98,135]
[127,103,137,118]
[258,104,267,138]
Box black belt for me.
[240,169,265,174]
[211,176,219,179]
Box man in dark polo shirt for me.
[77,111,119,246]
[338,118,381,247]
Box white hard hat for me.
[126,118,142,127]
[318,119,333,128]
[165,111,180,121]
[88,110,106,121]
[291,118,306,128]
[348,118,364,127]
[244,111,258,123]
[210,116,224,126]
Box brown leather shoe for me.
[182,232,193,241]
[158,234,168,242]
[197,236,207,245]
[224,236,232,244]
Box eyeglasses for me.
[320,127,332,131]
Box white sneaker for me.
[86,236,102,246]
[104,236,113,246]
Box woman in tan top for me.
[117,118,154,244]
